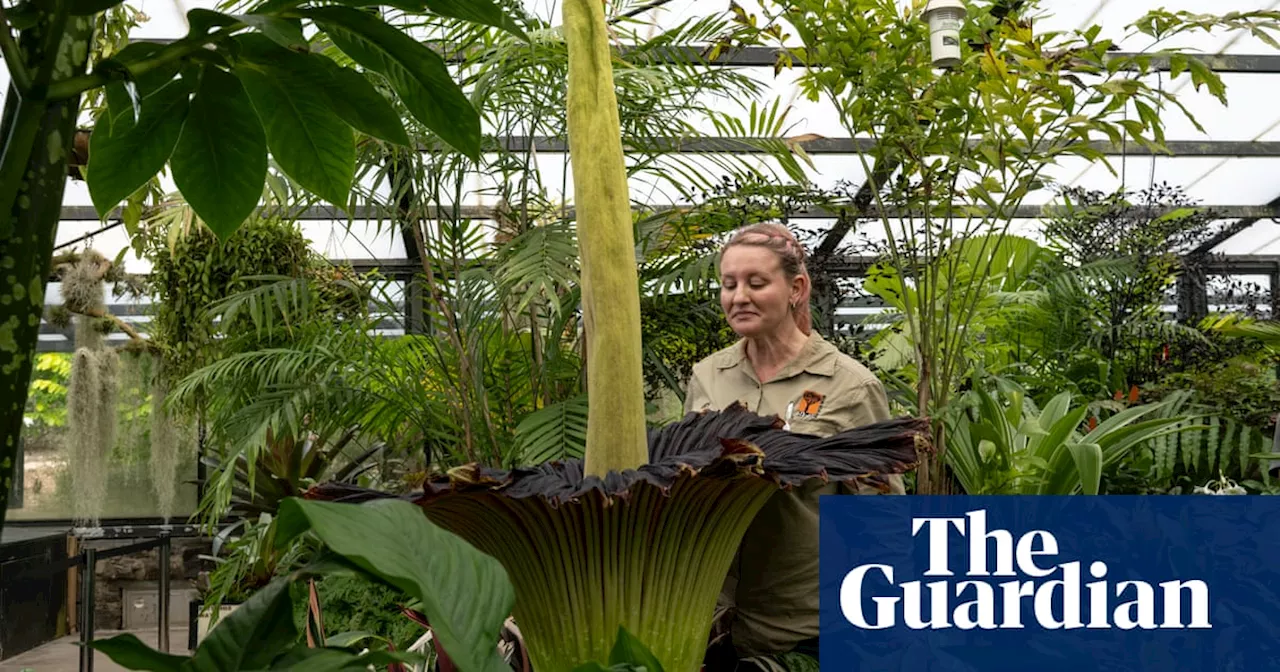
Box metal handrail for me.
[73,535,174,672]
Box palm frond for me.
[513,394,589,464]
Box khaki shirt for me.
[684,330,902,658]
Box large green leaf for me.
[1065,442,1103,495]
[171,65,268,240]
[323,0,528,39]
[238,14,308,51]
[231,35,355,209]
[309,56,411,146]
[304,6,480,159]
[87,634,187,671]
[185,578,297,671]
[276,497,514,672]
[88,79,190,217]
[421,0,528,39]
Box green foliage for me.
[276,497,515,672]
[729,0,1280,493]
[289,575,423,653]
[95,572,425,671]
[140,217,313,386]
[571,627,666,672]
[23,354,71,430]
[945,380,1188,495]
[68,0,530,238]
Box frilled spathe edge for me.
[305,403,931,509]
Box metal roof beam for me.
[480,136,1280,158]
[56,203,1280,223]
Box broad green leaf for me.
[186,578,297,671]
[276,497,514,672]
[608,626,665,672]
[304,6,480,159]
[232,35,355,209]
[1065,442,1103,495]
[88,634,187,671]
[238,14,308,51]
[88,79,190,217]
[186,8,240,38]
[171,65,268,240]
[422,0,528,40]
[323,631,377,648]
[325,0,528,38]
[310,56,411,146]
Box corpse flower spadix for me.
[308,0,929,670]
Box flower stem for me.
[562,0,649,477]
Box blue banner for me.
[818,496,1280,671]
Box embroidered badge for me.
[794,390,825,418]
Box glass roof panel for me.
[0,0,1276,267]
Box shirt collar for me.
[714,330,839,378]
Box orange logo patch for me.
[794,390,825,417]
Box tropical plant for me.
[310,405,925,672]
[736,0,1280,493]
[0,0,528,537]
[944,380,1189,495]
[91,497,526,672]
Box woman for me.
[686,222,902,669]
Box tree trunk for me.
[0,14,96,535]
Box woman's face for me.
[719,245,800,338]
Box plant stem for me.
[0,12,95,538]
[45,24,239,101]
[0,3,32,93]
[0,93,47,235]
[563,0,648,476]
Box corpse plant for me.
[0,0,527,535]
[304,2,927,672]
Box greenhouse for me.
[2,0,1280,669]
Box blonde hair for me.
[720,222,813,335]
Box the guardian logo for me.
[840,509,1212,631]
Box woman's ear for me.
[791,273,811,307]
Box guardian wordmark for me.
[839,510,1212,631]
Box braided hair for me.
[720,222,813,335]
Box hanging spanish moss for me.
[63,251,107,351]
[62,250,107,315]
[97,347,120,465]
[67,348,108,527]
[117,351,151,487]
[150,370,183,521]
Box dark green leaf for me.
[88,79,190,217]
[312,57,411,146]
[186,578,297,671]
[304,6,480,159]
[276,497,514,672]
[231,34,355,209]
[238,14,308,51]
[608,626,665,672]
[331,0,527,39]
[171,65,268,240]
[422,0,527,39]
[186,8,240,38]
[87,634,188,671]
